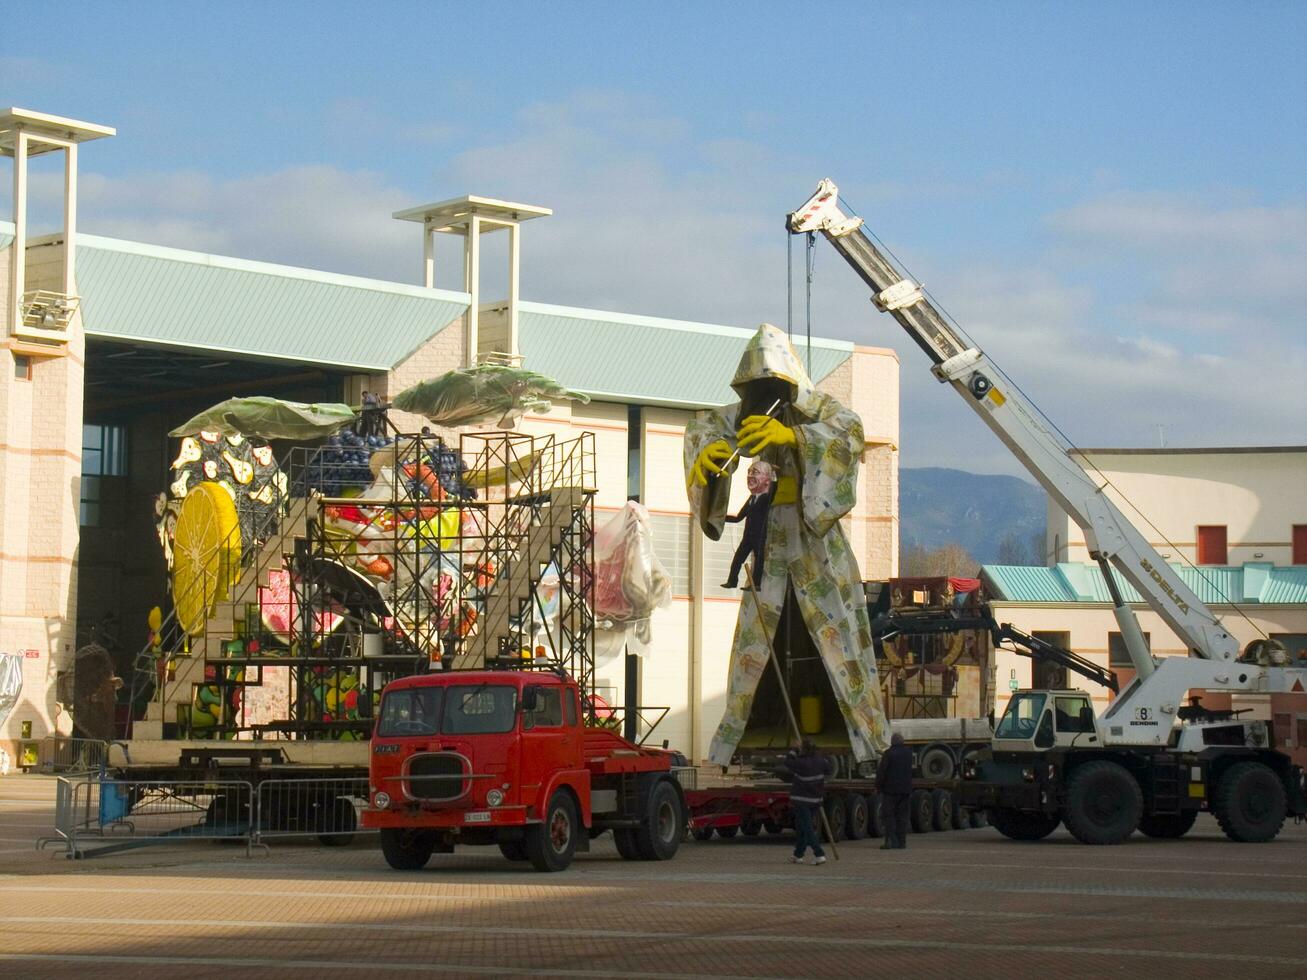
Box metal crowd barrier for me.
[253,776,370,846]
[35,736,110,774]
[39,776,259,858]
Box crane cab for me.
[991,690,1099,753]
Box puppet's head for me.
[730,323,820,420]
[746,459,776,495]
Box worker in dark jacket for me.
[875,731,914,849]
[778,738,834,865]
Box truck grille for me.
[404,752,469,802]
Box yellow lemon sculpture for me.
[172,482,242,635]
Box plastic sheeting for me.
[0,653,22,729]
[392,364,590,429]
[593,502,672,644]
[169,396,356,440]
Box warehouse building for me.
[0,109,899,764]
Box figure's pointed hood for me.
[730,323,822,417]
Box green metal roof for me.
[74,235,470,371]
[518,301,854,408]
[983,562,1307,605]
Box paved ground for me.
[3,774,1307,979]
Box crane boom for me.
[789,179,1239,670]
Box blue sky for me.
[4,1,1305,472]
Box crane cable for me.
[832,193,1268,646]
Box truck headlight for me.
[373,791,391,809]
[487,789,505,807]
[1021,767,1035,783]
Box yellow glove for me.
[688,439,735,488]
[736,415,796,456]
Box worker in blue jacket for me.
[778,738,835,865]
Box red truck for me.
[363,668,687,872]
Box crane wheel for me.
[380,828,437,870]
[1063,760,1142,845]
[1137,810,1198,839]
[525,790,578,871]
[967,807,989,829]
[1213,761,1287,843]
[990,808,1060,841]
[845,794,870,840]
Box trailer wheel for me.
[1063,760,1142,845]
[845,794,869,840]
[967,807,989,829]
[380,828,437,870]
[920,746,956,781]
[930,788,954,831]
[866,793,884,838]
[740,817,762,837]
[716,825,738,839]
[1137,810,1198,839]
[1213,761,1286,843]
[525,790,579,872]
[951,796,968,830]
[613,828,643,860]
[316,796,358,847]
[633,779,683,861]
[763,819,783,835]
[990,808,1059,841]
[692,826,714,841]
[498,840,529,861]
[822,795,847,842]
[909,789,934,833]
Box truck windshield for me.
[995,693,1047,739]
[376,688,443,737]
[443,685,518,735]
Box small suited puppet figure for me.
[721,460,776,589]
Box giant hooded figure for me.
[685,324,889,764]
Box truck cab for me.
[363,669,686,872]
[991,689,1098,753]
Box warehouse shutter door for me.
[1196,525,1227,565]
[1293,525,1307,565]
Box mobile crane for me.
[789,179,1307,844]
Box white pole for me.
[422,218,434,289]
[63,142,78,298]
[507,221,520,358]
[465,215,481,366]
[12,129,28,336]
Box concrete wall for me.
[1049,449,1307,566]
[987,601,1307,718]
[1,239,85,763]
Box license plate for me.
[464,811,491,823]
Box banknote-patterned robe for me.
[685,324,889,764]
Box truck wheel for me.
[930,788,954,831]
[822,795,847,842]
[1063,760,1142,845]
[740,817,762,837]
[380,828,437,870]
[498,840,529,861]
[866,794,884,838]
[613,828,643,860]
[920,746,956,781]
[990,808,1059,841]
[967,807,989,829]
[909,789,934,833]
[845,794,869,840]
[525,790,579,872]
[1213,761,1287,843]
[1137,811,1198,839]
[633,779,683,861]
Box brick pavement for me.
[2,773,1306,979]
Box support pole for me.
[742,566,839,860]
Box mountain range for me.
[900,467,1047,565]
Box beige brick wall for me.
[379,314,466,435]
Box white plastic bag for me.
[0,653,23,729]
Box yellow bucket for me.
[799,696,823,735]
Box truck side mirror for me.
[521,685,539,713]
